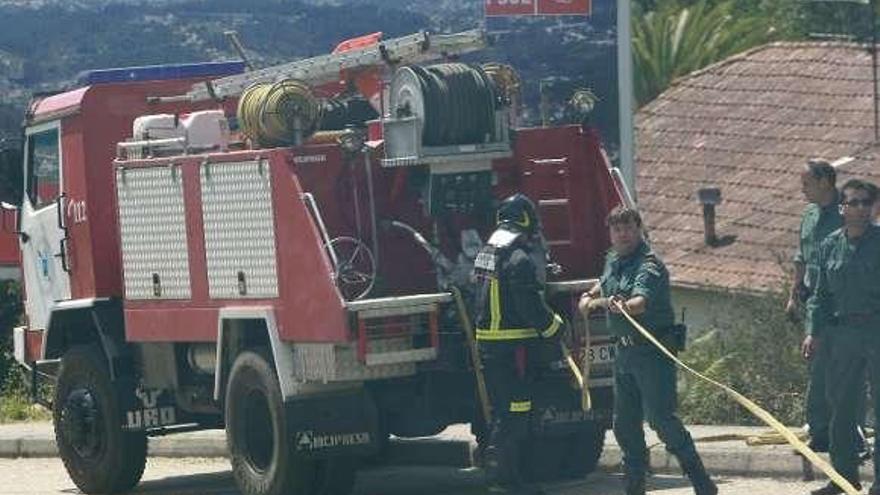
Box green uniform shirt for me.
[806,225,880,336]
[600,242,675,338]
[795,196,843,291]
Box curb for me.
[0,432,874,481]
[0,435,474,466]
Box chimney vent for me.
[697,187,722,247]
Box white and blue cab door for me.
[20,120,71,331]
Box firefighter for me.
[806,179,880,495]
[579,206,716,495]
[472,193,565,495]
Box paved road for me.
[0,457,827,495]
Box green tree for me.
[632,0,772,106]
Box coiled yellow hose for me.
[237,79,322,148]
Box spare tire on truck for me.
[53,343,147,494]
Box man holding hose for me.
[579,206,716,495]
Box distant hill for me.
[0,0,621,147]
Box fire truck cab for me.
[12,30,621,495]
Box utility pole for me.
[871,0,878,141]
[617,0,637,200]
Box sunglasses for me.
[841,199,875,208]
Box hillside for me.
[0,0,620,145]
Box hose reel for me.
[390,63,501,147]
[237,79,322,148]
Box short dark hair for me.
[841,178,878,204]
[805,159,836,187]
[607,205,643,228]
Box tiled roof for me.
[635,42,880,293]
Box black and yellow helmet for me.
[496,193,539,234]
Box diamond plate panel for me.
[201,160,278,299]
[117,166,192,300]
[292,339,418,382]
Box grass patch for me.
[0,391,50,423]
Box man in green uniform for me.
[806,179,880,495]
[579,206,716,495]
[786,159,843,452]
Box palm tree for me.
[632,0,771,106]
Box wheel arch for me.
[44,298,133,379]
[214,308,297,402]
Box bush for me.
[0,280,22,387]
[0,279,36,422]
[677,289,808,426]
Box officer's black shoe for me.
[691,477,718,495]
[809,481,862,495]
[680,456,717,495]
[623,476,646,495]
[807,437,829,453]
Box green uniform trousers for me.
[826,330,880,483]
[806,337,866,448]
[613,345,702,479]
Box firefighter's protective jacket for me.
[473,226,564,342]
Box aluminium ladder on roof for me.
[187,29,487,102]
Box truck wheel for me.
[521,424,606,481]
[521,435,564,482]
[226,349,316,495]
[53,344,147,494]
[558,423,606,478]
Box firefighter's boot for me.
[485,417,543,495]
[680,456,717,495]
[623,475,646,495]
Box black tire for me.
[521,424,607,482]
[225,349,358,495]
[226,349,315,495]
[53,344,147,494]
[558,423,606,479]
[521,435,565,482]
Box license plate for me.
[588,343,616,364]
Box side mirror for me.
[0,201,27,243]
[0,144,23,207]
[0,140,24,242]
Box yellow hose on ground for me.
[238,79,321,148]
[614,301,860,495]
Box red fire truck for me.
[10,29,622,495]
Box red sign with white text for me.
[485,0,536,16]
[537,0,591,15]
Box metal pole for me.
[224,31,255,71]
[872,0,879,141]
[617,0,637,200]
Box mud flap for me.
[287,389,379,459]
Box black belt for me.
[615,334,650,348]
[615,324,687,351]
[832,313,878,326]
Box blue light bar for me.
[77,61,247,86]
